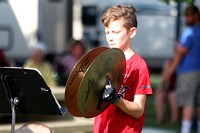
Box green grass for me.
[144,74,181,131]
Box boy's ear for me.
[129,27,137,39]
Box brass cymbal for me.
[77,48,126,118]
[65,47,126,118]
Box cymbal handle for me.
[107,75,114,87]
[96,75,113,110]
[96,93,103,110]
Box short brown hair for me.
[185,5,199,16]
[102,5,137,30]
[70,40,86,54]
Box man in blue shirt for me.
[164,6,200,133]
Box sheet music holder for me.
[0,67,67,133]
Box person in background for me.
[0,49,10,67]
[56,40,86,85]
[23,41,55,87]
[154,58,178,124]
[16,123,54,133]
[155,43,179,124]
[164,5,200,133]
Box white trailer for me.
[0,1,31,63]
[73,0,178,69]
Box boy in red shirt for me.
[93,5,153,133]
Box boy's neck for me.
[123,47,135,60]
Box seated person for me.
[56,40,85,85]
[23,42,55,87]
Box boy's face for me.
[105,19,132,51]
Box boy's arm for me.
[116,95,146,119]
[102,75,148,119]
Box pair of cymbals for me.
[65,47,126,118]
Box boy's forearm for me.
[115,95,146,119]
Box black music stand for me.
[0,67,67,133]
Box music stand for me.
[0,67,67,133]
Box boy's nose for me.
[108,35,114,42]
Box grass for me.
[144,73,181,131]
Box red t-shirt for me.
[93,53,153,133]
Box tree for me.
[160,0,195,40]
[0,0,7,2]
[160,0,194,5]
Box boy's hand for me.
[102,75,120,104]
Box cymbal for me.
[65,47,126,118]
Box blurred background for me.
[0,0,199,132]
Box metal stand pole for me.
[11,97,19,133]
[11,99,15,133]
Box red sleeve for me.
[134,63,153,96]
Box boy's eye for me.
[114,31,120,34]
[105,31,120,34]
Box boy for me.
[93,5,153,133]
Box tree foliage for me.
[160,0,195,5]
[0,0,7,2]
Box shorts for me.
[176,71,200,107]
